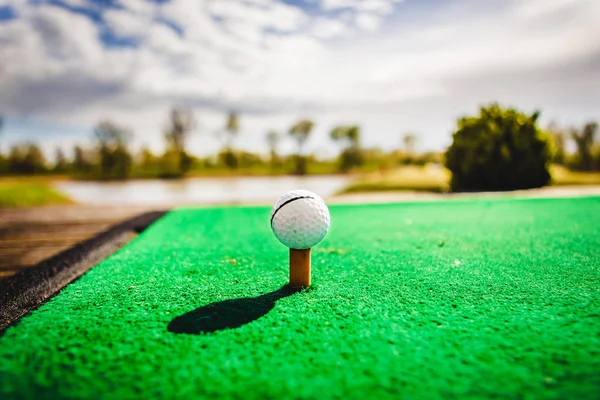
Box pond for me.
[54,175,351,205]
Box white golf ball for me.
[270,190,331,249]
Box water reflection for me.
[54,176,350,205]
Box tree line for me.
[0,109,431,179]
[0,107,598,183]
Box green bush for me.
[338,148,364,172]
[219,149,239,170]
[445,104,552,191]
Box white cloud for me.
[354,12,380,31]
[513,0,593,19]
[320,0,393,14]
[147,23,186,53]
[355,0,394,14]
[0,0,599,155]
[209,0,308,32]
[103,9,151,39]
[116,0,158,15]
[310,17,347,38]
[0,4,104,80]
[58,0,89,8]
[317,0,396,30]
[319,0,397,14]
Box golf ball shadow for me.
[167,285,300,334]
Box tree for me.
[594,144,600,171]
[7,143,47,174]
[23,144,47,174]
[73,145,92,173]
[266,130,280,169]
[7,146,25,174]
[139,146,157,169]
[237,151,262,169]
[160,147,184,178]
[445,104,552,191]
[164,108,196,176]
[289,119,314,175]
[226,112,239,144]
[0,114,3,153]
[402,133,417,154]
[0,115,5,173]
[220,112,240,170]
[547,122,566,165]
[399,133,418,164]
[53,148,69,173]
[572,122,598,171]
[330,125,363,172]
[94,120,133,179]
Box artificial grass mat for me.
[1,197,599,399]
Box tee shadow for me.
[168,285,300,334]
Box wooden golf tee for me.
[289,248,311,288]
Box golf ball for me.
[270,190,331,249]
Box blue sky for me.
[1,0,599,159]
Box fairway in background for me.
[1,197,599,399]
[0,180,72,208]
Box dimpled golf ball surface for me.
[270,190,330,249]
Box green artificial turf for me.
[1,197,600,399]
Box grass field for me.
[549,165,600,186]
[0,178,72,208]
[340,164,600,194]
[339,165,451,194]
[1,197,598,399]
